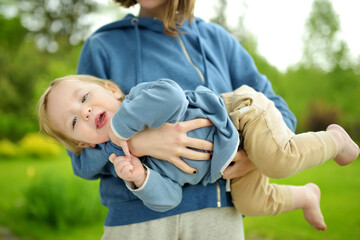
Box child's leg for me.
[221,85,359,179]
[231,169,327,231]
[231,169,292,216]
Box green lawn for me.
[0,151,106,240]
[244,159,360,240]
[0,152,359,240]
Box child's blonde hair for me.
[113,0,195,37]
[37,75,125,155]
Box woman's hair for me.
[37,75,125,155]
[113,0,195,37]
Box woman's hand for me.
[127,119,214,174]
[222,149,256,179]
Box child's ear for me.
[77,142,96,148]
[105,82,122,100]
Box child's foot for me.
[326,124,360,166]
[303,183,327,231]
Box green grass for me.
[244,159,360,240]
[0,151,106,240]
[0,153,359,240]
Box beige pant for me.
[102,207,244,240]
[221,85,337,216]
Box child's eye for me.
[82,93,89,103]
[72,117,78,128]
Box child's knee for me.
[260,167,292,179]
[257,151,300,179]
[233,200,266,216]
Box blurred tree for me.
[0,0,99,52]
[210,0,284,96]
[0,14,83,141]
[0,1,124,140]
[301,0,351,72]
[210,0,228,30]
[0,15,41,140]
[210,0,258,54]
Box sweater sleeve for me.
[215,25,297,132]
[67,144,118,180]
[125,165,182,212]
[111,79,189,140]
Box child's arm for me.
[110,79,188,142]
[109,154,183,212]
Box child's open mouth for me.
[96,112,108,129]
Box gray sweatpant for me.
[101,207,244,240]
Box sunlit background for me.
[195,0,360,71]
[0,0,359,239]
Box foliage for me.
[0,155,106,239]
[0,133,63,159]
[210,0,228,29]
[0,15,27,48]
[0,139,18,158]
[0,14,82,141]
[18,133,63,158]
[0,16,37,139]
[1,0,100,52]
[302,0,352,72]
[210,0,258,55]
[304,100,341,131]
[22,171,105,229]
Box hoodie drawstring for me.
[194,20,209,87]
[131,17,143,84]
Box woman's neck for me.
[138,7,165,20]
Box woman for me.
[71,0,297,239]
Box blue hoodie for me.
[72,14,296,226]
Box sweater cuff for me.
[110,118,129,140]
[125,164,150,191]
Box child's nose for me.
[82,107,92,120]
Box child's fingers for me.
[115,158,134,176]
[121,143,131,157]
[129,155,142,166]
[111,156,132,170]
[109,153,118,163]
[120,164,134,174]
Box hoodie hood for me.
[91,14,208,86]
[94,14,164,34]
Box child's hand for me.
[109,153,147,188]
[108,127,132,157]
